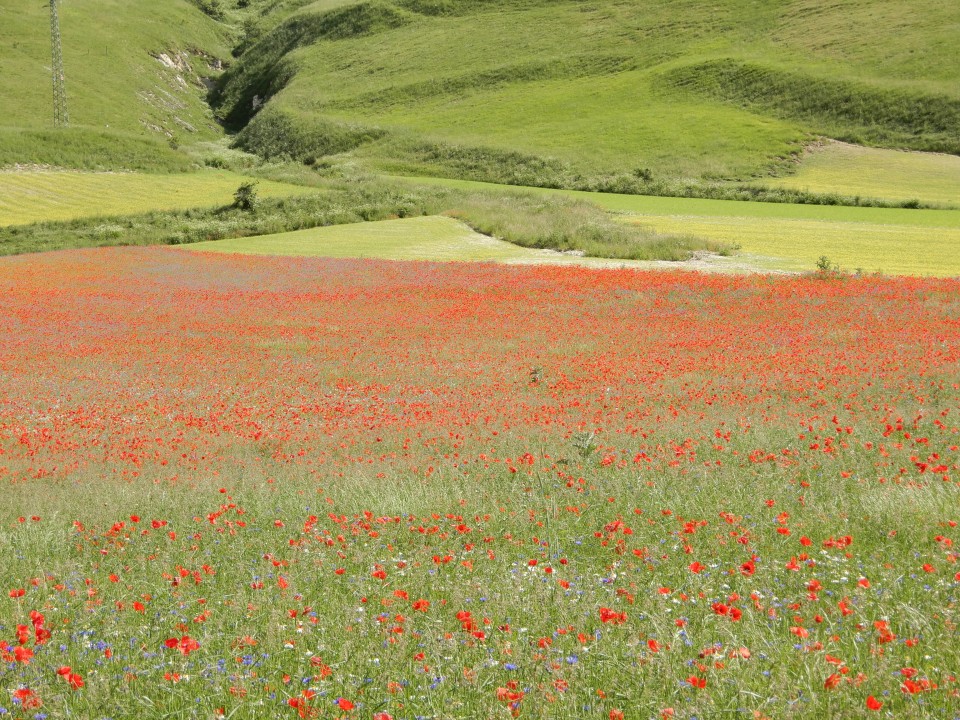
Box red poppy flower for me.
[164,636,200,655]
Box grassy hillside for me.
[4,0,957,196]
[0,0,229,169]
[217,0,960,188]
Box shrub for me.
[232,182,259,211]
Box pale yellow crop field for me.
[0,170,312,226]
[630,214,960,276]
[766,142,960,208]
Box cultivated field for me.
[393,177,960,276]
[190,215,748,271]
[0,170,312,226]
[7,167,955,275]
[189,215,569,263]
[765,143,960,209]
[1,247,958,719]
[626,214,960,277]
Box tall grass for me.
[389,140,931,208]
[444,191,725,261]
[235,107,388,161]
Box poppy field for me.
[1,246,959,719]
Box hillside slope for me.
[217,0,960,185]
[0,0,229,169]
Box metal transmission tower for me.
[49,0,69,126]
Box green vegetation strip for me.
[395,175,960,226]
[660,58,960,154]
[0,179,713,262]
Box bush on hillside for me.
[232,181,259,211]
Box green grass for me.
[4,0,959,265]
[343,71,806,181]
[218,0,960,190]
[4,0,959,200]
[394,175,960,227]
[660,58,960,154]
[0,0,228,167]
[391,175,960,276]
[765,142,960,208]
[0,170,314,226]
[0,127,195,173]
[5,0,959,202]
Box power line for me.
[50,0,68,127]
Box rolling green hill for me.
[4,0,958,194]
[0,0,229,169]
[215,0,960,189]
[2,0,958,251]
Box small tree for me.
[233,181,259,212]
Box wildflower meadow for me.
[1,247,958,719]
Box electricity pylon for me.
[49,0,69,126]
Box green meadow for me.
[4,164,956,276]
[2,0,958,274]
[188,214,749,270]
[186,215,514,260]
[629,214,960,276]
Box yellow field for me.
[189,216,524,261]
[630,214,960,276]
[767,142,960,208]
[188,215,657,267]
[0,170,312,226]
